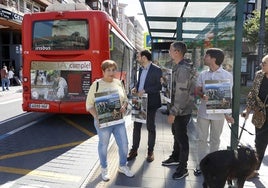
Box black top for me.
[258,75,268,105]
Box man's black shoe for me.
[127,150,137,161]
[193,168,202,176]
[172,169,189,180]
[162,157,179,166]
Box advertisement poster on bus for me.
[131,93,147,124]
[30,61,91,102]
[161,68,172,103]
[205,79,232,114]
[94,90,124,128]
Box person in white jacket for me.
[8,67,14,86]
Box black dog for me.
[200,145,258,188]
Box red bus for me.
[22,3,136,114]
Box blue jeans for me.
[1,78,9,91]
[94,119,129,168]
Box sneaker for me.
[193,168,202,176]
[118,166,134,177]
[101,168,110,181]
[162,157,179,166]
[127,149,138,161]
[172,169,189,180]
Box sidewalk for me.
[0,85,22,98]
[83,106,268,188]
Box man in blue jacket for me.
[127,50,162,162]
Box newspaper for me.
[94,90,124,128]
[131,93,148,123]
[161,68,172,103]
[205,79,232,114]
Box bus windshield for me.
[32,19,89,50]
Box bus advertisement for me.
[22,3,136,114]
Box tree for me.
[243,9,268,52]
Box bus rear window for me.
[32,20,89,50]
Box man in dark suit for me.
[127,50,162,162]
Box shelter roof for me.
[139,0,237,42]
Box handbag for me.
[252,95,267,128]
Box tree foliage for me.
[243,10,268,51]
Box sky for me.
[118,0,147,31]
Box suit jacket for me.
[136,63,162,110]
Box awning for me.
[139,0,238,42]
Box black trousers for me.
[131,108,157,152]
[172,114,191,171]
[255,114,268,170]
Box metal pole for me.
[257,0,266,67]
[231,0,244,150]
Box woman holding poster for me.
[86,60,134,181]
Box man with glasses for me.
[162,41,196,180]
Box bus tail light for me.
[23,86,29,92]
[23,77,28,82]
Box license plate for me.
[30,103,49,109]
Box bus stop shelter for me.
[138,0,245,149]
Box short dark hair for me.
[171,41,187,55]
[206,48,224,66]
[140,50,152,61]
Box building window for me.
[33,5,39,12]
[25,1,32,13]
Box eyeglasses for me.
[261,62,267,66]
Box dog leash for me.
[238,119,253,140]
[226,119,254,145]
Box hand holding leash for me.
[241,108,250,119]
[225,114,234,124]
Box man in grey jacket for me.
[162,41,196,180]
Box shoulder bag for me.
[252,95,267,129]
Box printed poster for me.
[161,68,172,103]
[131,93,148,123]
[205,79,232,114]
[95,90,124,128]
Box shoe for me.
[172,169,189,180]
[118,166,134,177]
[127,149,137,161]
[193,168,202,176]
[162,157,179,166]
[101,168,110,181]
[247,170,259,179]
[6,88,9,90]
[146,151,154,162]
